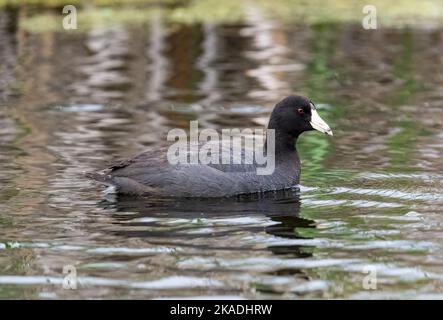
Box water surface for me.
[0,5,443,299]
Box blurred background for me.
[0,0,443,299]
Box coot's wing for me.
[108,141,259,174]
[93,141,265,196]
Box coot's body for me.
[88,96,332,197]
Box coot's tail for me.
[86,171,160,196]
[84,171,115,186]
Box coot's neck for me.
[265,126,300,163]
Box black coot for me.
[87,96,333,197]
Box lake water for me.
[0,5,443,299]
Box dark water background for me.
[0,3,443,299]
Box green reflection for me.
[386,30,424,171]
[5,0,443,33]
[298,22,353,186]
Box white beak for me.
[310,107,333,136]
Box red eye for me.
[297,108,304,114]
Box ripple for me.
[51,104,105,113]
[302,198,404,208]
[86,246,181,254]
[330,187,443,202]
[178,257,359,271]
[0,276,222,290]
[359,172,442,182]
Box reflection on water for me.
[0,4,443,299]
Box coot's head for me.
[268,95,333,137]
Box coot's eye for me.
[297,108,304,114]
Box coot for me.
[87,95,333,197]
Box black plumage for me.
[87,95,332,197]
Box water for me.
[1,5,443,299]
